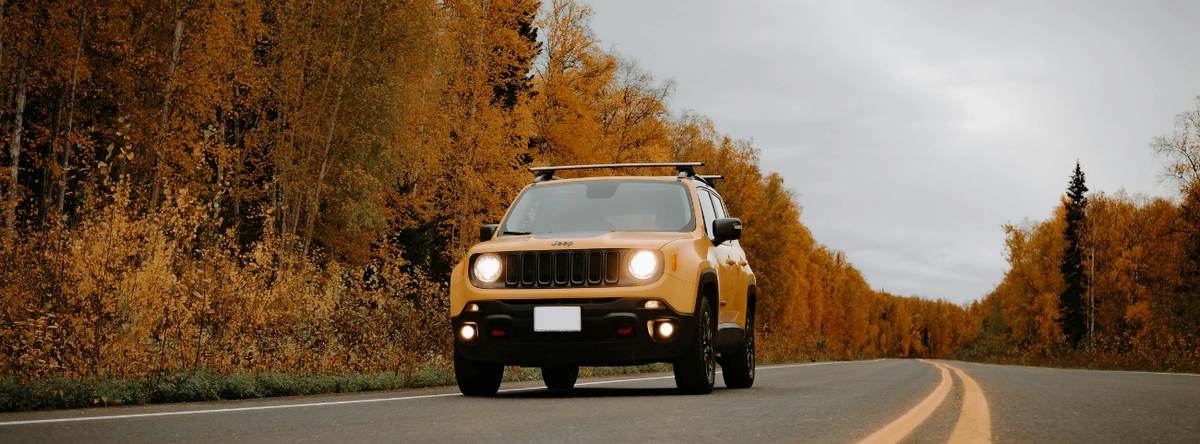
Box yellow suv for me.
[449,162,756,395]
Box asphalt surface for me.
[1,359,1198,443]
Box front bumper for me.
[452,298,697,367]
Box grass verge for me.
[0,365,456,413]
[0,363,676,413]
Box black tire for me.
[674,297,716,395]
[454,344,504,396]
[542,366,579,390]
[720,308,755,389]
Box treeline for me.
[0,0,968,382]
[962,99,1200,372]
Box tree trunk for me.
[6,47,28,235]
[57,0,91,217]
[150,7,185,209]
[299,0,364,257]
[214,116,225,220]
[42,88,66,221]
[1,0,7,208]
[275,0,321,256]
[301,83,345,257]
[230,120,246,244]
[0,0,6,72]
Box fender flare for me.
[746,281,757,325]
[695,268,719,315]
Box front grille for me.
[501,249,626,288]
[496,298,622,305]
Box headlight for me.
[473,253,502,283]
[628,250,658,280]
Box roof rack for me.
[528,162,710,184]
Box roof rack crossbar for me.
[692,174,723,187]
[528,162,705,183]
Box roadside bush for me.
[0,180,450,387]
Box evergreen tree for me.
[1060,161,1089,347]
[1172,183,1200,337]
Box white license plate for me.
[534,306,582,332]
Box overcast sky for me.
[585,0,1200,305]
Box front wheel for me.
[674,297,716,394]
[720,309,755,388]
[455,344,504,396]
[542,366,579,390]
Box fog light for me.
[644,300,661,309]
[460,324,477,342]
[658,322,675,338]
[466,303,480,312]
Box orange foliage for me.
[0,0,976,382]
[967,188,1200,370]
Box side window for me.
[709,192,728,219]
[697,188,717,239]
[708,191,732,245]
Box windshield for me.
[500,180,696,235]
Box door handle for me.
[725,258,736,266]
[737,260,748,267]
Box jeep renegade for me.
[449,162,756,395]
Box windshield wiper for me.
[501,231,532,236]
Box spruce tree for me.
[1060,162,1089,347]
[1173,184,1200,337]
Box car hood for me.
[471,231,692,253]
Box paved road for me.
[1,359,1198,443]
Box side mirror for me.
[480,224,499,242]
[712,218,742,244]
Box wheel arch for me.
[746,281,757,324]
[697,268,719,319]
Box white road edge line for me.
[1118,370,1200,377]
[0,359,884,426]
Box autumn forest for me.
[2,0,1199,394]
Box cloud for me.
[588,0,1200,303]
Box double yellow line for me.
[858,360,991,444]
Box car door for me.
[696,187,739,324]
[706,190,746,326]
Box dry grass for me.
[0,181,450,382]
[953,334,1200,374]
